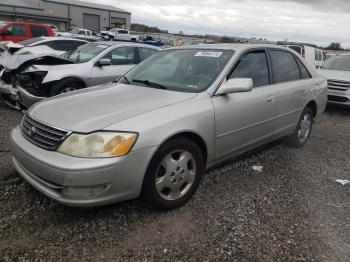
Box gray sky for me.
[91,0,350,47]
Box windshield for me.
[18,37,45,46]
[62,43,109,63]
[124,49,233,93]
[321,55,350,71]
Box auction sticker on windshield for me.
[195,51,223,58]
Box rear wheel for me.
[287,107,313,148]
[142,137,204,210]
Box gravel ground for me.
[0,100,349,262]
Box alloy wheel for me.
[155,150,197,201]
[298,112,312,143]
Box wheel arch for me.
[305,100,317,119]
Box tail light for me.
[302,47,305,58]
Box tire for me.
[49,80,83,96]
[287,107,314,148]
[142,137,204,210]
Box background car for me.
[318,54,350,106]
[9,44,327,210]
[0,42,160,109]
[278,42,326,68]
[0,21,55,42]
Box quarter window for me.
[270,50,300,83]
[296,58,312,79]
[103,47,135,65]
[229,50,270,87]
[30,26,49,37]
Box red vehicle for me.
[0,21,54,43]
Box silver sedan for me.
[10,44,327,210]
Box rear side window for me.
[270,50,300,83]
[30,26,49,37]
[288,45,302,54]
[229,50,270,87]
[296,58,312,79]
[138,47,159,62]
[46,41,85,51]
[6,24,26,36]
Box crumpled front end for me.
[0,67,50,109]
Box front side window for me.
[5,24,26,36]
[229,50,270,87]
[117,30,128,34]
[270,50,300,83]
[63,43,109,63]
[321,55,350,71]
[30,26,49,37]
[124,49,233,93]
[138,47,159,62]
[103,47,135,65]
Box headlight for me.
[57,132,138,158]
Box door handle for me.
[266,97,275,103]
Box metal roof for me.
[172,43,281,51]
[42,0,131,14]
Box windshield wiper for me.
[122,76,130,84]
[132,79,167,90]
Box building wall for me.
[0,0,131,31]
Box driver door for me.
[89,47,137,86]
[212,49,277,161]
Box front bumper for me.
[327,89,350,106]
[0,80,21,109]
[10,127,158,207]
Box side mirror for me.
[96,58,111,67]
[216,78,253,95]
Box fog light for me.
[62,185,109,198]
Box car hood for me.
[317,69,350,82]
[28,83,197,133]
[0,54,74,70]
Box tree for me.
[325,42,343,51]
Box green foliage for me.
[326,42,343,51]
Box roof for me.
[173,43,285,51]
[40,37,88,42]
[42,0,131,14]
[93,41,161,50]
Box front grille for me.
[21,115,69,151]
[328,95,349,103]
[328,79,350,92]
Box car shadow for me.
[325,104,350,116]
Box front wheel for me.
[287,107,314,148]
[49,81,83,96]
[142,137,204,210]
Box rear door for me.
[268,49,312,135]
[89,46,136,85]
[30,25,49,38]
[212,49,277,160]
